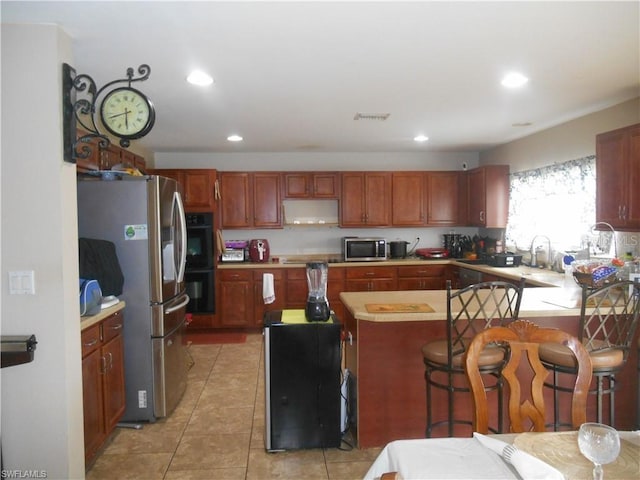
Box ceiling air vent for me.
[353,112,391,121]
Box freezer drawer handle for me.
[165,294,190,315]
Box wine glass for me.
[578,423,621,480]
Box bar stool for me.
[421,278,525,437]
[539,279,640,429]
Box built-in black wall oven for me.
[185,213,215,314]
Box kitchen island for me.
[340,286,639,448]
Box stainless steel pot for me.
[389,241,409,259]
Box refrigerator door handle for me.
[165,294,190,315]
[174,191,187,284]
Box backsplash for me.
[221,226,480,256]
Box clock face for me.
[100,87,153,139]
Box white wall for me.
[154,150,479,172]
[1,24,85,478]
[480,97,640,172]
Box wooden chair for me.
[464,319,592,434]
[422,279,525,437]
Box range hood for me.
[283,199,339,226]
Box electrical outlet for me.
[138,390,147,408]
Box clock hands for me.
[108,108,132,120]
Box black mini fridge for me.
[264,310,342,451]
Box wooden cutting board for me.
[365,303,434,313]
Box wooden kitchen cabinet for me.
[285,268,308,309]
[397,264,451,290]
[218,269,254,327]
[75,130,101,172]
[152,169,217,211]
[81,309,125,465]
[283,172,339,198]
[345,265,397,292]
[596,123,640,230]
[392,171,461,226]
[120,149,146,173]
[340,172,391,226]
[465,165,509,228]
[100,144,122,170]
[327,267,346,321]
[220,172,282,228]
[253,173,282,227]
[392,172,425,226]
[427,171,461,226]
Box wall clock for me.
[62,63,155,162]
[100,87,155,145]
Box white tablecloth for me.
[364,437,517,480]
[363,432,640,480]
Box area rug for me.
[185,331,247,345]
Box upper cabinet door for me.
[182,170,216,210]
[312,173,339,198]
[283,173,310,198]
[340,173,367,226]
[253,173,282,228]
[364,172,391,226]
[596,124,640,230]
[392,172,425,226]
[427,171,460,226]
[466,165,509,228]
[283,172,339,198]
[220,172,252,228]
[150,169,216,211]
[340,172,391,227]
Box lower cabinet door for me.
[102,334,126,431]
[82,348,106,462]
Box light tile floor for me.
[87,333,381,479]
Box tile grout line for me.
[245,336,265,479]
[162,343,221,479]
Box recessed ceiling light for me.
[227,135,243,142]
[501,72,528,88]
[414,135,429,142]
[186,70,213,86]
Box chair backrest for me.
[446,278,525,360]
[580,279,640,362]
[465,320,592,433]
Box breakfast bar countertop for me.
[340,284,583,322]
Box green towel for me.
[281,309,308,324]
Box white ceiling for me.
[2,1,639,154]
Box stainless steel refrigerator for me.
[77,176,189,422]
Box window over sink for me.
[505,155,596,252]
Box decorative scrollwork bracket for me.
[62,63,151,163]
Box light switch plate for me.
[9,270,35,295]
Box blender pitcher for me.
[305,262,330,322]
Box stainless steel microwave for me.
[342,237,387,262]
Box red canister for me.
[249,239,270,262]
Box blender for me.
[305,262,331,322]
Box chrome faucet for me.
[590,222,618,258]
[529,235,552,268]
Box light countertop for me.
[218,257,570,286]
[80,301,125,330]
[339,286,583,323]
